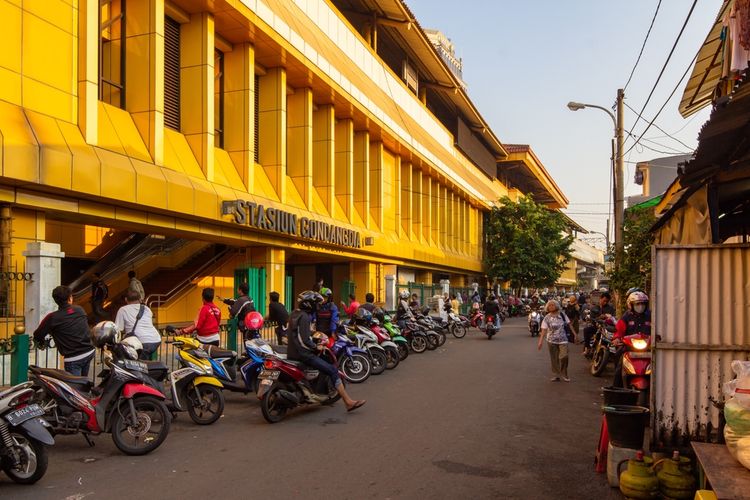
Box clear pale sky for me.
[406,0,723,245]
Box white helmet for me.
[120,336,143,360]
[627,291,649,310]
[399,290,410,300]
[93,321,121,347]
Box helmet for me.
[321,287,332,298]
[311,331,329,345]
[244,311,264,330]
[399,290,410,300]
[93,321,120,347]
[627,291,649,310]
[625,287,644,301]
[298,290,323,313]
[355,308,372,323]
[120,336,143,360]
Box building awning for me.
[629,194,663,211]
[499,145,570,209]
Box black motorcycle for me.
[590,319,618,376]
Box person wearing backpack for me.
[90,272,109,321]
[114,289,162,360]
[222,283,255,340]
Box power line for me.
[624,101,695,151]
[625,0,698,145]
[624,0,663,90]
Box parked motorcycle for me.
[328,331,371,383]
[257,334,342,423]
[469,308,484,329]
[379,314,409,360]
[590,319,618,376]
[528,311,542,337]
[343,324,387,375]
[444,305,467,339]
[619,333,652,406]
[368,319,401,369]
[400,320,429,353]
[0,381,54,484]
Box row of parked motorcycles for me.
[0,307,473,485]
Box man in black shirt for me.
[582,292,616,355]
[223,283,255,340]
[360,293,376,313]
[482,294,501,330]
[34,286,96,376]
[267,291,289,345]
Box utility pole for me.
[614,89,625,267]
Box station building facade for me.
[0,0,566,328]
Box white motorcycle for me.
[528,311,542,337]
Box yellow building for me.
[0,0,565,329]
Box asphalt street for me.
[2,318,623,499]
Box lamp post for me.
[567,89,625,268]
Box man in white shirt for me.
[114,289,162,360]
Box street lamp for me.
[566,90,625,270]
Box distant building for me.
[424,29,467,90]
[626,154,692,207]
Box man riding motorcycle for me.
[582,291,616,356]
[482,294,501,331]
[287,291,365,412]
[612,290,651,388]
[314,289,339,336]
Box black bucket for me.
[604,405,649,449]
[602,386,640,406]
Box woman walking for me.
[537,299,571,382]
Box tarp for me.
[655,186,712,245]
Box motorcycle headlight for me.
[622,356,636,375]
[632,338,648,350]
[645,363,652,375]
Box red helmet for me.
[244,311,264,330]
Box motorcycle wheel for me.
[369,348,387,375]
[436,331,447,347]
[260,382,290,423]
[590,346,609,376]
[384,346,400,370]
[425,332,439,350]
[396,342,409,360]
[186,384,225,425]
[450,323,467,339]
[410,335,427,353]
[1,432,48,484]
[111,396,171,456]
[341,353,371,383]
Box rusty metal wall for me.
[652,244,750,449]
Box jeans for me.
[139,342,160,360]
[547,342,569,379]
[302,354,341,388]
[583,325,597,348]
[275,325,287,345]
[64,354,93,377]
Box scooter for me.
[328,332,371,384]
[368,319,401,369]
[400,320,429,353]
[590,319,618,376]
[528,311,542,337]
[620,333,652,406]
[482,314,498,339]
[379,314,409,360]
[0,381,54,484]
[343,324,387,375]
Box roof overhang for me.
[498,146,569,209]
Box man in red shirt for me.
[340,293,360,317]
[178,287,222,346]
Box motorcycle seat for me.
[283,359,305,368]
[204,346,237,359]
[29,365,92,389]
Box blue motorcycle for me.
[329,332,371,384]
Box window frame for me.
[98,0,126,108]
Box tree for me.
[609,206,657,300]
[484,195,574,293]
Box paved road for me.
[2,318,622,499]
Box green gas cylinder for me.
[656,451,696,500]
[618,451,660,499]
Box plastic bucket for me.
[604,405,649,449]
[602,386,640,406]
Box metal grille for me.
[164,16,181,131]
[254,74,259,163]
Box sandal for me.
[347,400,366,412]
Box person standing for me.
[267,291,289,345]
[564,294,581,343]
[33,286,96,376]
[223,283,255,339]
[177,287,222,346]
[537,300,571,382]
[127,270,145,302]
[114,289,162,360]
[90,272,109,321]
[340,294,360,317]
[450,293,460,313]
[314,289,339,336]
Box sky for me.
[405,0,723,247]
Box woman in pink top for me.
[341,294,360,317]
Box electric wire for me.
[623,0,663,91]
[624,101,695,151]
[624,0,698,146]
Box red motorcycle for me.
[482,314,498,340]
[29,347,171,456]
[620,333,651,406]
[469,307,484,329]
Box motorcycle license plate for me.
[257,370,280,380]
[123,359,148,373]
[5,403,45,426]
[628,352,651,359]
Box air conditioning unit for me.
[402,60,418,95]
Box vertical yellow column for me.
[421,174,430,242]
[440,185,447,248]
[369,141,383,230]
[312,104,334,214]
[78,0,98,144]
[258,67,287,202]
[181,12,215,180]
[411,168,422,241]
[287,88,313,209]
[400,160,412,238]
[452,275,467,287]
[350,261,378,302]
[431,178,439,245]
[353,130,369,227]
[224,43,255,192]
[126,0,164,165]
[394,155,402,238]
[463,199,470,255]
[449,190,456,251]
[334,118,353,222]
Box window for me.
[214,49,224,148]
[254,74,259,162]
[164,16,181,130]
[99,0,125,108]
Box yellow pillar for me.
[312,104,334,214]
[394,155,402,238]
[353,130,369,227]
[181,12,215,180]
[431,178,440,244]
[440,185,448,248]
[400,160,412,238]
[126,0,164,165]
[452,275,467,287]
[449,190,456,251]
[334,118,353,222]
[287,88,313,209]
[224,43,255,192]
[421,173,431,242]
[258,67,287,202]
[369,141,383,230]
[412,167,422,242]
[77,0,98,144]
[252,247,285,307]
[350,261,380,302]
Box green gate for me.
[285,275,293,310]
[229,267,267,349]
[340,280,356,316]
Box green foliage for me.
[609,206,657,298]
[483,196,574,290]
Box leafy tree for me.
[484,195,574,292]
[609,206,657,300]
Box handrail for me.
[145,246,235,311]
